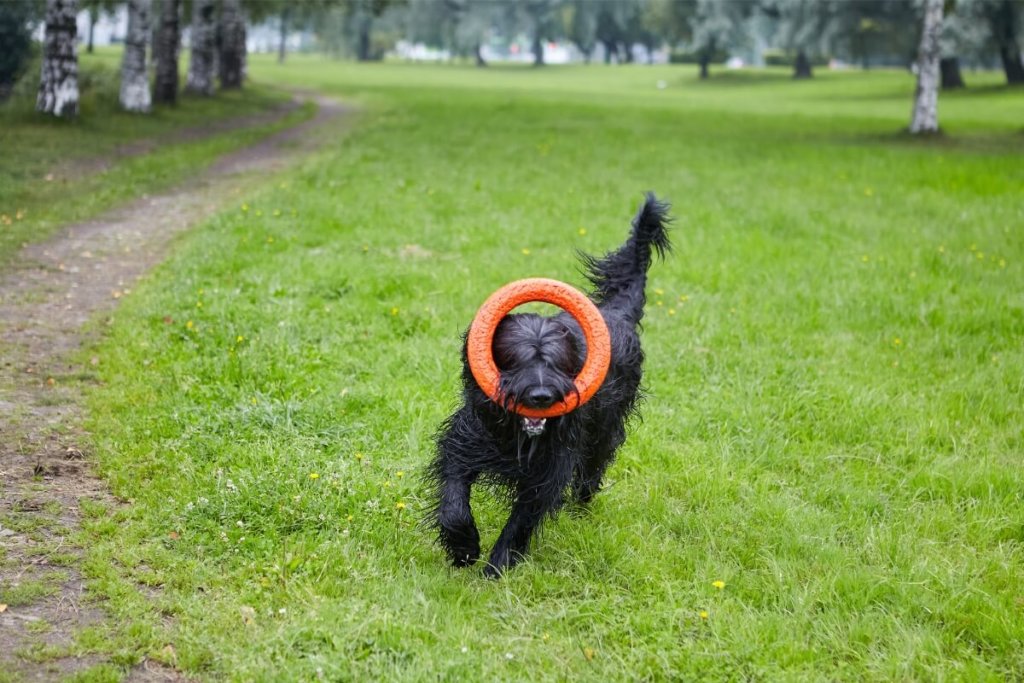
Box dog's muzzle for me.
[522,417,547,437]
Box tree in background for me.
[153,0,180,104]
[220,0,246,88]
[83,0,118,53]
[562,0,597,62]
[37,0,79,117]
[690,0,753,78]
[186,0,216,95]
[120,0,151,111]
[760,0,844,79]
[0,1,39,101]
[959,0,1024,84]
[910,0,943,133]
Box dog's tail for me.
[579,192,671,316]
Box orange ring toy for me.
[467,278,611,419]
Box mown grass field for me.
[0,49,311,264]
[76,58,1023,680]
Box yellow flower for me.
[186,320,194,329]
[583,647,595,661]
[383,481,392,488]
[578,228,587,236]
[355,452,364,461]
[654,288,664,296]
[309,473,319,480]
[864,188,874,197]
[542,632,550,642]
[236,335,245,343]
[241,203,249,212]
[668,309,676,316]
[396,471,405,478]
[346,514,353,522]
[861,255,869,262]
[999,259,1006,268]
[938,245,946,253]
[390,307,399,316]
[893,337,902,346]
[196,301,203,308]
[679,295,689,302]
[699,610,709,619]
[656,300,663,306]
[521,248,531,255]
[712,580,725,590]
[395,501,406,511]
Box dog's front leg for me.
[437,473,481,568]
[483,489,557,578]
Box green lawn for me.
[0,49,311,264]
[79,58,1023,680]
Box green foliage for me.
[77,57,1024,680]
[0,1,38,98]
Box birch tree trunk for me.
[186,0,216,95]
[120,0,152,112]
[36,0,79,118]
[219,0,245,89]
[909,0,943,134]
[153,0,180,104]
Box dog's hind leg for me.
[573,423,625,505]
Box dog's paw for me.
[450,547,480,568]
[481,562,505,579]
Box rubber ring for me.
[466,278,611,418]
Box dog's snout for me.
[525,387,556,409]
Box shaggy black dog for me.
[428,193,672,577]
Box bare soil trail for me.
[0,93,352,681]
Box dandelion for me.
[578,228,587,236]
[241,203,249,212]
[999,259,1006,268]
[237,335,245,343]
[355,452,363,461]
[668,309,676,316]
[712,580,725,590]
[542,633,550,642]
[383,481,392,488]
[864,188,874,197]
[654,288,665,296]
[893,337,902,347]
[699,610,709,619]
[861,255,869,262]
[196,301,203,308]
[521,248,531,255]
[938,245,946,253]
[909,271,917,278]
[679,295,690,302]
[583,647,595,661]
[273,209,282,217]
[346,515,354,522]
[656,300,663,306]
[976,251,985,260]
[396,471,405,478]
[395,501,406,511]
[391,307,399,316]
[186,320,194,330]
[309,473,320,480]
[251,397,257,405]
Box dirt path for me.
[0,93,352,681]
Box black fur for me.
[427,193,672,577]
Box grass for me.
[74,58,1024,679]
[0,48,312,264]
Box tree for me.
[186,0,216,95]
[120,0,152,112]
[153,0,180,104]
[960,0,1024,84]
[760,0,844,79]
[37,0,79,118]
[220,0,246,88]
[910,0,943,133]
[690,0,753,78]
[562,0,597,62]
[82,0,118,54]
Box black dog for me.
[428,193,672,577]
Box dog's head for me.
[492,313,581,435]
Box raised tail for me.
[579,192,672,311]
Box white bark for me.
[36,0,79,117]
[186,0,216,95]
[120,0,152,113]
[910,0,943,134]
